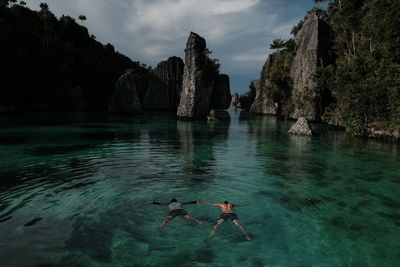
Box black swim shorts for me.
[169,209,188,217]
[220,213,239,221]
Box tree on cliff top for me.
[270,38,285,51]
[39,2,48,10]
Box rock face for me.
[229,93,239,110]
[177,32,214,119]
[143,56,184,110]
[238,93,255,112]
[210,74,231,110]
[109,70,142,113]
[248,10,332,121]
[288,117,313,136]
[62,86,87,110]
[289,10,331,121]
[250,55,279,115]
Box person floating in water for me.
[199,200,251,240]
[149,198,202,228]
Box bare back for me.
[215,203,235,213]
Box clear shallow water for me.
[0,111,399,267]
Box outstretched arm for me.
[148,201,168,205]
[182,201,199,205]
[199,201,220,206]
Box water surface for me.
[0,111,399,266]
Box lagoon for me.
[0,111,399,266]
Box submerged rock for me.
[195,247,214,263]
[109,70,142,113]
[143,56,184,110]
[177,32,214,119]
[288,117,313,136]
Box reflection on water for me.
[177,118,229,176]
[0,111,399,266]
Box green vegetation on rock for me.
[0,2,148,111]
[252,0,399,139]
[317,0,400,136]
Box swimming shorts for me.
[220,213,239,221]
[169,209,188,217]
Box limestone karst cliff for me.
[0,2,232,115]
[109,70,142,113]
[210,74,232,110]
[249,9,332,121]
[0,4,149,112]
[143,56,184,110]
[250,53,281,115]
[111,33,230,115]
[177,32,222,119]
[289,9,332,121]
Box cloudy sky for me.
[27,0,325,93]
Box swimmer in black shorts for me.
[199,200,251,240]
[149,198,202,228]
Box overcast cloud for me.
[26,0,324,93]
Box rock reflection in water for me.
[177,117,229,176]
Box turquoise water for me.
[0,111,399,267]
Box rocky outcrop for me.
[289,9,331,121]
[229,93,239,110]
[367,128,400,140]
[248,10,332,121]
[238,93,255,112]
[177,32,216,119]
[288,117,313,136]
[210,74,231,110]
[143,56,184,110]
[109,70,142,113]
[250,55,279,115]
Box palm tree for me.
[39,2,48,10]
[39,2,51,49]
[269,38,285,51]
